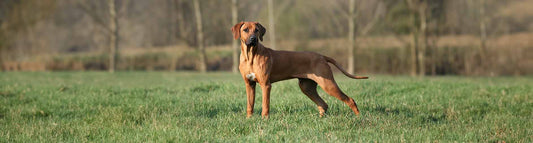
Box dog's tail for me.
[324,56,369,79]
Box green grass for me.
[1,72,532,142]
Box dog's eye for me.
[254,29,259,33]
[243,29,248,32]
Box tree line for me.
[0,0,531,75]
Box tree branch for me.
[274,0,293,20]
[74,0,111,34]
[359,1,385,36]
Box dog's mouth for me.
[245,39,257,46]
[246,35,258,46]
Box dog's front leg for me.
[245,81,256,118]
[260,83,271,118]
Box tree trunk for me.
[410,33,418,76]
[171,0,185,71]
[406,0,422,76]
[108,0,118,73]
[175,0,192,46]
[0,45,4,70]
[347,0,355,74]
[231,0,239,73]
[430,38,438,76]
[168,0,176,71]
[479,0,487,71]
[267,0,276,49]
[0,27,5,68]
[427,2,438,76]
[464,49,471,75]
[193,0,207,73]
[417,3,427,76]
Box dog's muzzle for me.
[246,35,258,46]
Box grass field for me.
[0,72,531,142]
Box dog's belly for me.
[270,76,297,83]
[270,65,308,82]
[269,51,324,83]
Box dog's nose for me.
[246,35,258,45]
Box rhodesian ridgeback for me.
[231,22,368,118]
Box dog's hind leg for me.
[298,78,328,117]
[316,77,360,116]
[311,64,361,116]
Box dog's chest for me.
[246,73,256,81]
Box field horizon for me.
[1,72,532,142]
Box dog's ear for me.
[231,22,245,40]
[255,22,266,41]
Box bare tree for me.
[347,0,356,74]
[427,1,445,76]
[76,0,128,73]
[168,0,177,71]
[193,0,207,72]
[175,0,195,47]
[267,0,276,49]
[0,0,15,65]
[359,2,384,36]
[347,0,384,74]
[0,0,55,64]
[479,0,487,70]
[406,0,429,76]
[231,0,239,73]
[416,1,428,76]
[108,0,118,73]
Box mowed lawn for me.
[0,72,531,142]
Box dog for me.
[231,22,368,118]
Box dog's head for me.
[231,22,266,46]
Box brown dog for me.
[231,21,368,118]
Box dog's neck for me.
[240,43,264,62]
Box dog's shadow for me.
[368,105,414,117]
[193,105,244,118]
[195,104,427,119]
[368,105,453,124]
